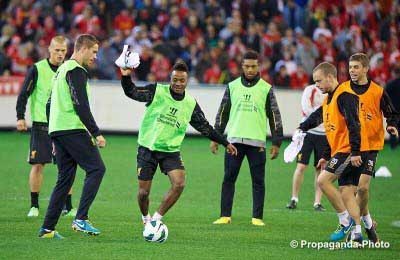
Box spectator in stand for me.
[113,9,135,36]
[163,14,184,42]
[290,64,309,89]
[150,51,171,81]
[52,4,70,34]
[204,62,222,84]
[274,65,291,88]
[295,37,318,76]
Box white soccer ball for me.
[142,220,168,243]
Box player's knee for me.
[172,180,185,192]
[138,188,150,200]
[357,185,369,196]
[96,162,106,177]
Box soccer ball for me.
[142,220,168,243]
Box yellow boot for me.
[213,217,232,224]
[251,218,265,226]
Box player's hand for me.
[316,158,327,170]
[120,68,133,76]
[226,143,238,156]
[351,155,362,167]
[270,145,279,160]
[387,126,399,137]
[210,141,219,154]
[96,135,106,148]
[16,119,27,131]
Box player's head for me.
[349,53,369,84]
[48,35,68,66]
[312,62,338,94]
[74,34,99,67]
[242,50,259,80]
[170,60,189,94]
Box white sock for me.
[361,214,373,229]
[152,211,163,221]
[142,214,151,223]
[291,197,299,203]
[337,211,350,226]
[355,224,362,234]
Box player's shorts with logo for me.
[296,133,328,167]
[137,145,185,181]
[28,122,52,164]
[325,152,378,186]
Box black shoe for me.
[286,200,297,209]
[365,221,379,243]
[313,204,326,211]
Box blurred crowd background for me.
[1,0,400,88]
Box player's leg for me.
[338,169,363,243]
[155,169,185,218]
[319,153,354,241]
[357,151,379,242]
[136,146,158,223]
[312,134,328,211]
[152,150,186,221]
[64,132,106,235]
[287,163,307,209]
[247,145,266,226]
[40,136,77,238]
[28,164,44,216]
[313,168,324,210]
[27,125,52,216]
[287,133,312,209]
[214,143,245,224]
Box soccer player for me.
[119,60,237,224]
[39,34,106,238]
[299,62,364,243]
[16,36,76,217]
[286,84,328,211]
[334,53,399,242]
[211,50,283,226]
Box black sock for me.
[31,192,39,208]
[65,194,72,211]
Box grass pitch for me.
[0,132,399,259]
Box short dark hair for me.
[243,50,259,61]
[349,53,369,68]
[74,34,99,51]
[313,62,337,78]
[172,60,189,73]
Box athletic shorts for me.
[360,151,378,177]
[296,133,328,167]
[325,153,362,186]
[28,123,52,164]
[136,145,185,181]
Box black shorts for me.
[137,146,185,181]
[28,123,52,164]
[296,133,328,167]
[325,153,362,186]
[360,151,378,176]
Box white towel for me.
[284,130,306,163]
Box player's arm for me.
[380,89,400,136]
[16,65,38,130]
[214,87,231,134]
[66,68,101,138]
[120,69,156,103]
[337,92,361,160]
[299,106,323,131]
[265,88,283,147]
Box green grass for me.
[0,132,399,259]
